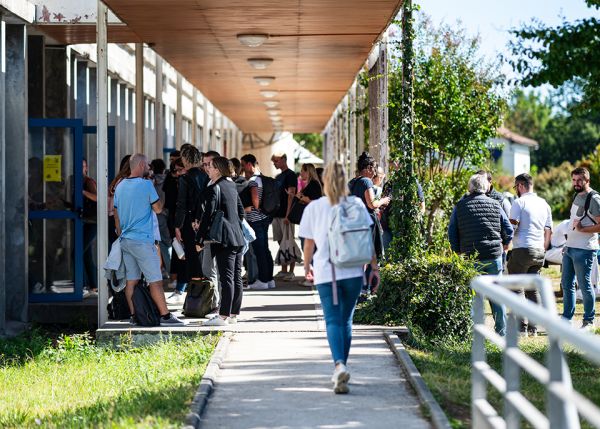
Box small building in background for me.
[490,127,539,176]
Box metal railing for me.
[471,274,600,429]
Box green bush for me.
[535,160,574,219]
[356,252,478,345]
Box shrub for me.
[535,161,574,219]
[356,252,478,345]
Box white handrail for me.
[471,274,600,429]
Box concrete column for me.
[75,61,88,121]
[349,83,357,175]
[118,83,128,159]
[5,23,28,323]
[97,0,109,326]
[135,43,143,153]
[219,114,225,155]
[212,107,217,150]
[175,74,182,148]
[357,83,366,157]
[127,86,134,155]
[192,88,198,147]
[368,39,388,170]
[109,77,119,164]
[202,97,209,152]
[87,66,98,177]
[0,20,6,334]
[154,57,163,160]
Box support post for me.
[0,19,6,335]
[357,83,365,157]
[202,96,209,152]
[175,74,182,148]
[97,0,109,326]
[5,23,28,324]
[154,56,163,159]
[192,88,198,147]
[349,82,357,174]
[135,43,144,153]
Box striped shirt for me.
[246,175,269,223]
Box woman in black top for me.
[197,156,245,326]
[174,146,209,284]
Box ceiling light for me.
[260,90,278,98]
[254,76,276,86]
[237,34,268,47]
[264,100,280,108]
[247,58,273,70]
[267,110,280,116]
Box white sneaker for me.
[267,280,276,289]
[203,316,228,327]
[331,364,350,394]
[205,311,219,319]
[581,320,595,331]
[248,280,269,290]
[229,315,238,324]
[285,272,296,281]
[160,313,186,326]
[166,291,185,304]
[32,282,45,294]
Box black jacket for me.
[198,178,245,249]
[175,167,209,229]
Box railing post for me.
[472,290,487,428]
[547,337,580,429]
[504,312,521,429]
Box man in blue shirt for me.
[114,153,184,326]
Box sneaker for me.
[83,288,98,299]
[229,315,238,324]
[166,291,185,304]
[267,280,276,289]
[561,317,573,326]
[167,280,177,290]
[160,313,186,326]
[331,364,350,394]
[285,272,296,281]
[129,315,138,326]
[528,328,538,337]
[205,310,219,319]
[581,320,594,331]
[32,282,45,294]
[248,280,269,290]
[203,316,228,327]
[274,271,289,279]
[301,280,313,287]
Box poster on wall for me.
[43,155,62,182]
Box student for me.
[300,161,378,394]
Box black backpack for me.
[132,282,161,326]
[259,174,282,216]
[107,289,131,320]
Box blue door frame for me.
[28,118,115,303]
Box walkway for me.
[197,275,431,429]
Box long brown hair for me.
[109,155,131,195]
[323,161,348,205]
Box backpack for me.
[329,197,374,268]
[132,281,161,326]
[259,174,282,216]
[575,190,599,226]
[107,289,131,320]
[183,278,219,318]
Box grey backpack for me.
[328,196,374,268]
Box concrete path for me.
[198,274,431,429]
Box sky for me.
[416,0,599,62]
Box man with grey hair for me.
[448,173,513,336]
[114,153,185,326]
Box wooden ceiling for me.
[52,1,403,133]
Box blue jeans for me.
[562,247,596,322]
[317,276,363,365]
[475,256,505,336]
[249,218,273,283]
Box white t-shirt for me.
[509,192,552,250]
[299,196,371,285]
[566,190,600,250]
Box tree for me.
[509,0,600,113]
[292,133,323,158]
[504,89,552,143]
[388,15,505,248]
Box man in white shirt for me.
[507,173,552,336]
[562,167,600,330]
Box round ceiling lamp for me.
[247,58,273,70]
[254,76,276,86]
[237,33,268,47]
[263,100,280,108]
[260,90,278,98]
[267,110,280,116]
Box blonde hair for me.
[302,163,320,184]
[323,160,348,205]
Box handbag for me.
[183,278,219,318]
[287,198,307,225]
[205,183,224,244]
[275,223,303,265]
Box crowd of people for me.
[448,166,599,335]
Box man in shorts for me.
[114,153,185,326]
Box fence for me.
[471,274,600,429]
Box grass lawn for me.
[406,335,600,429]
[0,329,219,428]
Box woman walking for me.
[197,156,245,326]
[299,161,379,394]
